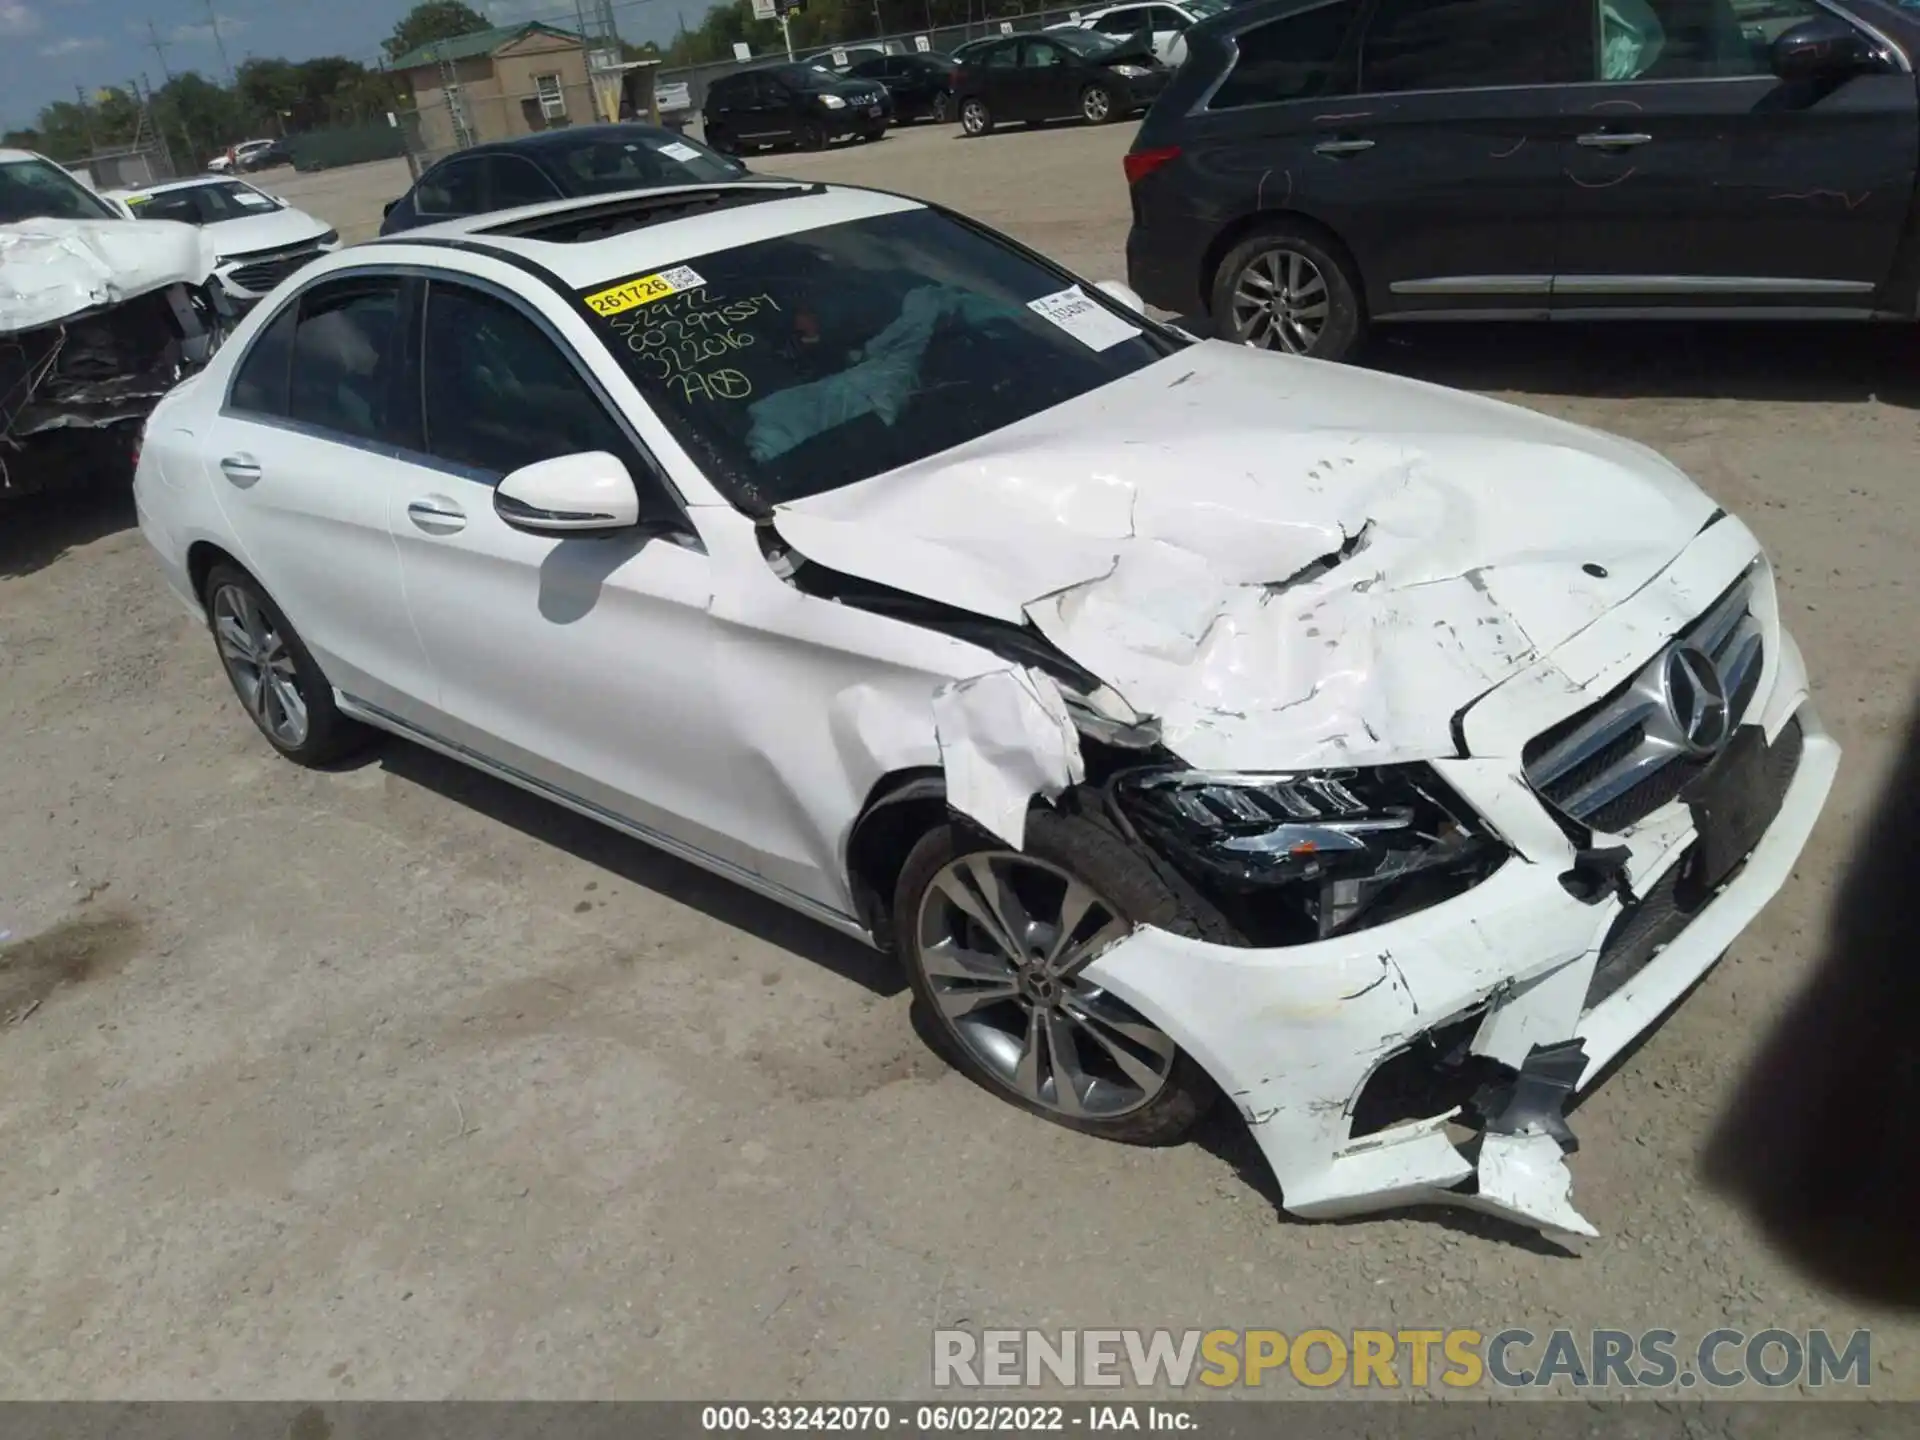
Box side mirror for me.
[382,198,400,218]
[1094,279,1148,315]
[495,452,641,536]
[1771,15,1881,81]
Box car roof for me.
[449,122,689,160]
[369,182,921,291]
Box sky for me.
[0,0,690,132]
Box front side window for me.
[0,158,119,223]
[1023,40,1068,68]
[1359,0,1589,93]
[575,206,1177,513]
[421,282,633,477]
[1211,1,1360,108]
[288,279,403,444]
[1596,0,1821,80]
[416,157,484,216]
[1093,8,1147,33]
[983,41,1022,69]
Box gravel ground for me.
[2,122,1917,1400]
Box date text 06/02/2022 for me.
[700,1405,1193,1431]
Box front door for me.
[387,275,763,878]
[1553,0,1918,310]
[199,272,436,722]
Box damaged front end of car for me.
[3,220,225,498]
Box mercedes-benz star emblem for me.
[1663,645,1730,756]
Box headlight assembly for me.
[819,94,848,109]
[1110,764,1506,943]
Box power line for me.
[204,0,237,82]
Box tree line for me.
[661,0,1048,66]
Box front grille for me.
[224,244,323,294]
[1524,565,1765,834]
[1582,715,1804,1011]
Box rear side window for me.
[416,157,484,216]
[287,279,404,444]
[1359,0,1589,92]
[488,154,559,208]
[1211,0,1360,109]
[228,303,297,416]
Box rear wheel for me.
[1081,84,1115,125]
[894,811,1216,1145]
[1210,222,1365,362]
[202,564,366,766]
[931,90,952,124]
[960,96,993,137]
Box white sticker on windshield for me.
[1027,286,1140,352]
[658,141,703,163]
[234,193,275,208]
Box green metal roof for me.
[389,22,581,72]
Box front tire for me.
[799,119,827,151]
[705,123,738,155]
[203,563,366,766]
[1081,84,1116,125]
[1210,222,1365,362]
[894,811,1215,1145]
[959,96,993,137]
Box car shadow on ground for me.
[0,486,135,582]
[1700,690,1920,1310]
[1170,312,1920,408]
[365,740,906,999]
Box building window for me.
[534,73,567,119]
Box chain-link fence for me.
[84,143,176,189]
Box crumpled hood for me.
[773,340,1717,768]
[1,217,217,334]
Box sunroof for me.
[478,183,823,244]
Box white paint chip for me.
[1027,286,1141,352]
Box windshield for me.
[0,157,119,223]
[546,132,745,193]
[127,179,280,224]
[576,207,1176,513]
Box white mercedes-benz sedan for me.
[133,181,1837,1239]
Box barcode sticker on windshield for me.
[1027,286,1140,351]
[658,141,703,163]
[584,265,707,316]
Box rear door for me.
[1552,0,1919,310]
[199,274,436,721]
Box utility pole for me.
[145,20,176,81]
[204,0,236,83]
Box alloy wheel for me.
[933,91,951,124]
[915,852,1177,1118]
[1082,87,1111,123]
[961,99,988,135]
[1230,247,1331,355]
[211,583,310,748]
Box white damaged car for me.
[132,183,1837,1238]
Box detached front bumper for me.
[1080,616,1837,1238]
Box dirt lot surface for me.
[4,122,1918,1399]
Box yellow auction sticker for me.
[583,264,706,316]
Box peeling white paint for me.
[1474,1132,1598,1239]
[932,667,1084,849]
[1,217,217,334]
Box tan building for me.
[393,23,597,156]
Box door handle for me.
[1313,137,1375,157]
[218,453,262,485]
[1576,131,1653,149]
[406,496,467,534]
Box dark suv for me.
[703,64,894,152]
[1125,0,1920,361]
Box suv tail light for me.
[1123,145,1181,185]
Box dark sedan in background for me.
[955,30,1170,135]
[847,51,962,123]
[379,124,747,235]
[702,64,894,152]
[1124,0,1920,361]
